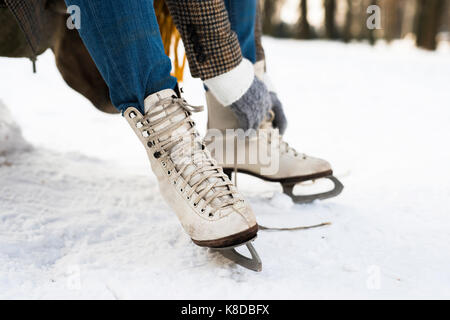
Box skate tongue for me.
[144,89,178,114]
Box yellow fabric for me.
[155,0,186,82]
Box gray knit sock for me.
[229,77,271,131]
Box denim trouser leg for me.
[65,0,177,113]
[224,0,257,64]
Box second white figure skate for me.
[204,91,343,205]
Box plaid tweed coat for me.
[4,0,266,80]
[2,0,68,61]
[165,0,265,79]
[165,0,242,79]
[4,0,43,59]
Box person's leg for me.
[223,0,288,133]
[206,1,343,204]
[65,0,177,113]
[165,0,271,130]
[64,0,259,265]
[224,0,257,63]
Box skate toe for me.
[307,156,332,175]
[191,204,258,248]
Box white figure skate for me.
[205,91,343,205]
[124,89,262,271]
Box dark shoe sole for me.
[223,168,333,184]
[192,224,259,249]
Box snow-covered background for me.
[1,38,450,299]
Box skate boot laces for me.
[140,96,241,215]
[261,110,306,159]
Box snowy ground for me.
[1,39,450,299]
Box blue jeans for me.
[66,0,257,113]
[224,0,257,63]
[65,0,177,113]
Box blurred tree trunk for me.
[384,0,398,42]
[324,0,338,39]
[298,0,312,39]
[400,0,418,38]
[356,0,367,41]
[441,0,450,33]
[415,0,446,50]
[344,0,379,44]
[365,0,378,45]
[343,0,353,42]
[262,0,276,35]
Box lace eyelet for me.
[173,180,177,185]
[193,203,198,207]
[180,188,183,192]
[209,213,213,217]
[201,209,205,213]
[167,170,171,175]
[142,131,150,138]
[187,196,190,200]
[153,151,161,159]
[129,111,136,118]
[136,121,143,128]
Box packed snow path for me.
[1,39,450,299]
